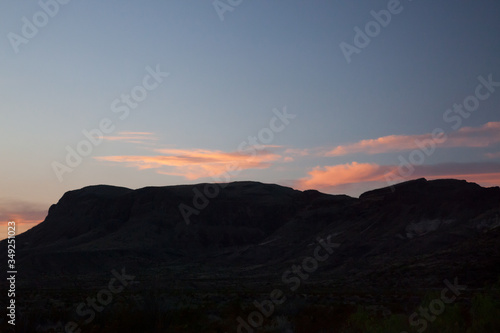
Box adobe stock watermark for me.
[213,0,243,21]
[51,64,169,182]
[236,235,341,333]
[178,106,296,225]
[7,0,71,54]
[401,277,467,333]
[385,73,500,187]
[63,268,136,333]
[340,0,412,64]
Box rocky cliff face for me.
[3,178,500,289]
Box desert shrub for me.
[342,305,405,333]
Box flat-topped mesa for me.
[18,181,353,251]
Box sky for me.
[1,0,499,238]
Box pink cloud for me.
[95,148,282,180]
[0,199,48,239]
[326,122,500,156]
[295,162,396,191]
[294,161,500,195]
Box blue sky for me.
[1,0,500,237]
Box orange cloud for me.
[326,122,500,156]
[95,148,282,180]
[295,162,395,191]
[295,161,500,195]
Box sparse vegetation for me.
[10,281,499,333]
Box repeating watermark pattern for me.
[7,0,72,54]
[63,268,136,333]
[6,221,17,326]
[213,0,243,21]
[401,277,467,333]
[340,0,412,64]
[178,106,296,225]
[51,65,169,182]
[236,234,340,333]
[385,73,500,187]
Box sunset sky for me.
[1,1,499,238]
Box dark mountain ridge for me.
[3,178,500,290]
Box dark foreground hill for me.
[1,179,500,332]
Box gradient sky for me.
[1,0,500,238]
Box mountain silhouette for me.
[4,178,499,290]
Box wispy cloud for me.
[104,131,158,144]
[283,148,313,157]
[326,122,500,156]
[95,148,283,180]
[279,148,314,162]
[294,161,500,194]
